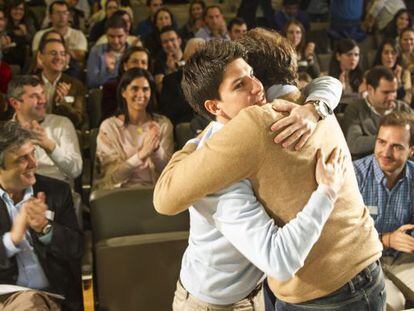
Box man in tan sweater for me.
[154,36,385,309]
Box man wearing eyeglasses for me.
[32,0,87,65]
[36,39,86,130]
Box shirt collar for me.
[373,155,410,187]
[41,72,62,87]
[266,84,299,101]
[365,97,394,116]
[0,186,34,205]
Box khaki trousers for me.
[382,253,414,311]
[173,280,265,311]
[0,290,61,311]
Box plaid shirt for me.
[353,155,414,256]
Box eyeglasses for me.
[52,10,69,16]
[46,50,67,57]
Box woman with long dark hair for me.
[383,9,412,39]
[373,38,412,104]
[101,46,151,121]
[329,38,363,95]
[180,0,205,42]
[143,7,174,55]
[94,68,173,190]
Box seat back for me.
[87,88,103,129]
[90,187,189,243]
[175,122,193,150]
[95,231,188,311]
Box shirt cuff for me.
[126,153,143,167]
[50,143,64,159]
[316,184,337,202]
[2,232,22,257]
[38,228,53,245]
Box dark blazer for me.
[38,73,87,129]
[0,175,84,311]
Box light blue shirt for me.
[180,76,343,305]
[0,187,51,289]
[195,26,230,41]
[86,43,125,88]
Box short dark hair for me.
[116,68,156,125]
[228,17,246,32]
[182,40,246,120]
[146,0,162,6]
[38,38,65,54]
[159,25,179,37]
[7,75,42,101]
[49,0,69,15]
[366,66,396,89]
[237,27,297,88]
[105,13,128,32]
[0,121,34,168]
[118,46,150,76]
[379,112,414,146]
[203,5,222,19]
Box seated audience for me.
[94,68,173,190]
[399,28,414,75]
[87,14,129,88]
[0,120,83,311]
[273,0,310,33]
[88,0,119,44]
[32,1,87,66]
[227,17,247,41]
[195,5,229,41]
[101,46,151,121]
[95,9,141,47]
[133,0,163,39]
[158,37,204,126]
[236,0,274,29]
[143,7,174,56]
[180,0,205,43]
[363,0,406,33]
[153,26,184,91]
[31,30,83,81]
[343,66,411,159]
[4,0,36,67]
[37,39,87,129]
[373,38,412,104]
[0,6,28,71]
[328,0,365,43]
[353,112,414,311]
[329,38,363,97]
[284,20,320,79]
[383,9,412,39]
[8,75,82,188]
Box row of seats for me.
[89,187,189,310]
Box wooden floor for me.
[83,280,94,311]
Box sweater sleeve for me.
[154,107,266,215]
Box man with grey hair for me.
[0,121,83,310]
[8,75,82,189]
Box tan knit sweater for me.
[154,102,382,303]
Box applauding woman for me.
[94,68,174,190]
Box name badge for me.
[367,205,378,216]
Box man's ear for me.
[8,98,19,112]
[410,145,414,157]
[204,99,221,117]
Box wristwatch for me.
[40,223,52,236]
[310,100,332,120]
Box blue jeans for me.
[275,261,386,310]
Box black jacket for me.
[0,175,84,310]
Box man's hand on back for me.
[271,100,319,150]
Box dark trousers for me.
[274,261,386,310]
